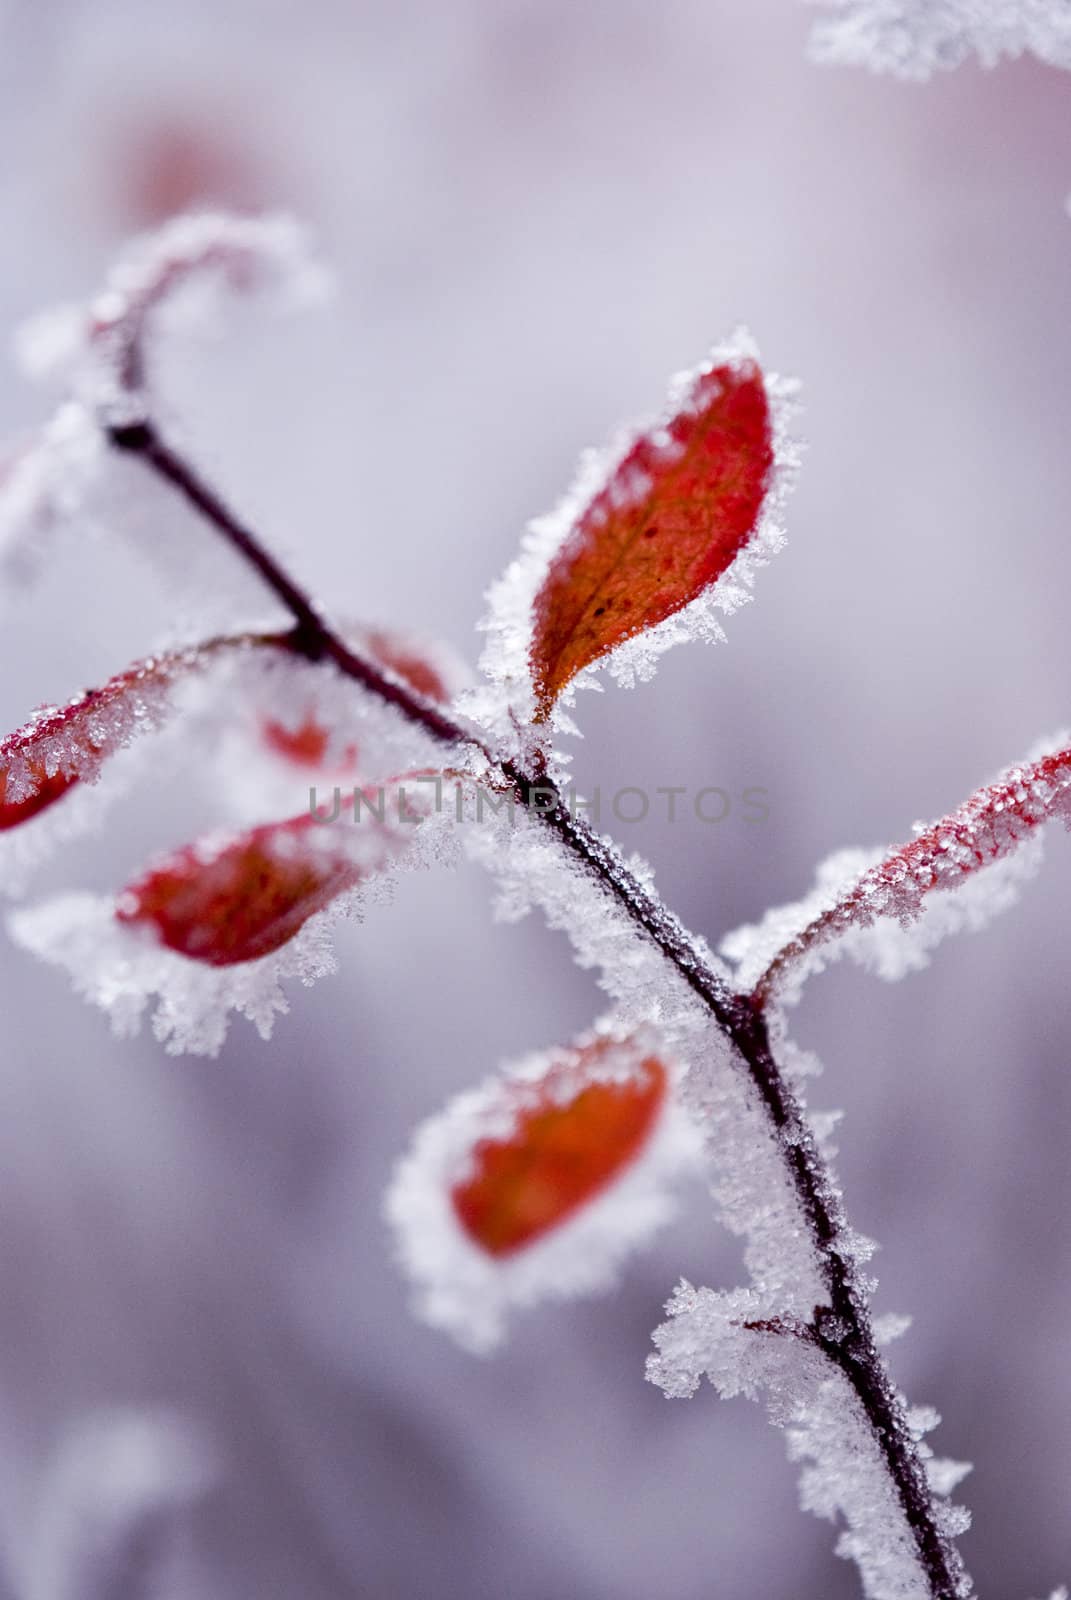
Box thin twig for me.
[107,416,966,1600]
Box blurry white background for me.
[0,2,1068,1595]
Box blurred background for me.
[0,2,1068,1595]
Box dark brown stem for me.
[106,415,966,1600]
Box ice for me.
[807,0,1071,78]
[465,330,800,743]
[385,1020,703,1353]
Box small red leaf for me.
[752,741,1071,1005]
[451,1040,667,1256]
[0,634,275,834]
[529,356,773,718]
[115,785,420,967]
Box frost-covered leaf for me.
[472,331,796,734]
[0,633,294,907]
[807,0,1071,79]
[260,713,358,771]
[528,343,773,719]
[452,1036,668,1256]
[386,1022,701,1351]
[725,732,1071,1005]
[0,637,257,837]
[115,788,422,967]
[10,780,445,1054]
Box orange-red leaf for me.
[0,652,192,832]
[117,809,368,966]
[750,740,1071,1005]
[0,633,279,834]
[529,358,773,718]
[451,1042,667,1256]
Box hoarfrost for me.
[462,792,978,1596]
[466,330,799,741]
[807,0,1071,78]
[10,891,340,1057]
[649,1284,967,1600]
[386,1022,703,1353]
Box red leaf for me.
[0,634,274,834]
[529,356,774,719]
[752,741,1071,1005]
[116,816,356,966]
[115,786,419,967]
[451,1040,667,1256]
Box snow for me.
[807,0,1071,79]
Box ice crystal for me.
[807,0,1071,78]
